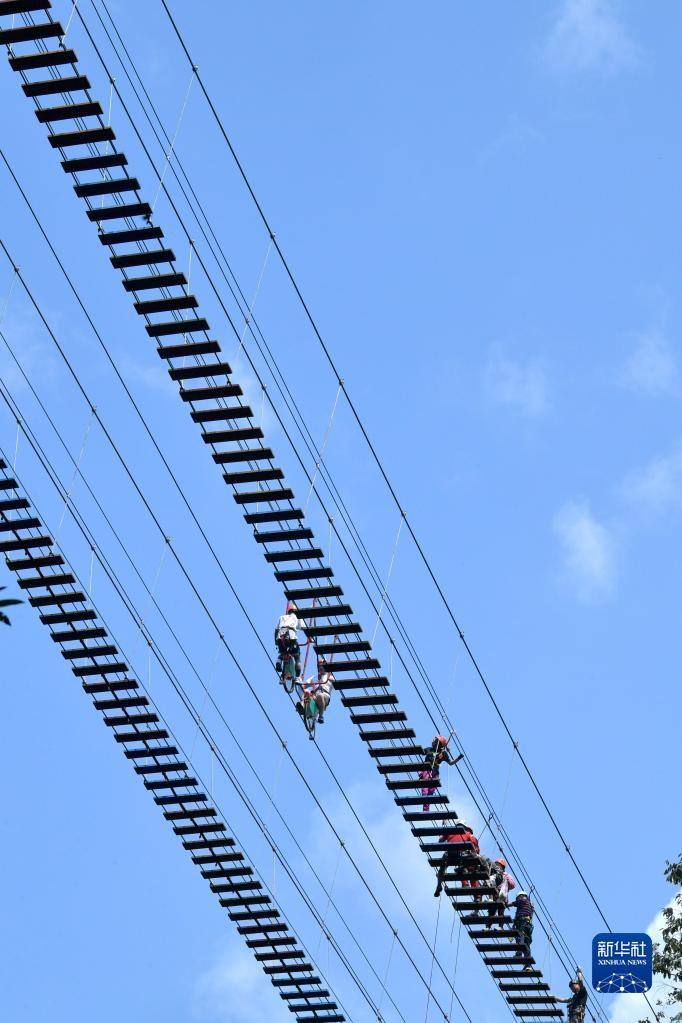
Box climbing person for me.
[511,890,534,968]
[487,857,516,927]
[420,734,461,811]
[433,820,481,897]
[296,658,334,725]
[275,601,303,681]
[555,967,587,1023]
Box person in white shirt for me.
[274,601,303,679]
[297,657,335,724]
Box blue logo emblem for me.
[592,933,652,993]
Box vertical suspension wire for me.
[12,417,21,472]
[304,381,342,512]
[498,742,518,823]
[61,0,80,42]
[190,632,222,757]
[448,917,463,1020]
[56,406,96,535]
[0,265,17,327]
[150,66,196,213]
[315,840,344,959]
[131,536,169,659]
[328,515,333,570]
[376,929,396,1021]
[88,544,95,596]
[186,238,195,291]
[232,236,273,360]
[424,894,442,1023]
[371,512,405,647]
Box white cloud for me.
[193,940,289,1023]
[544,0,640,75]
[553,499,616,601]
[609,895,680,1023]
[486,352,550,418]
[619,329,682,398]
[621,445,682,517]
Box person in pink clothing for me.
[487,857,516,927]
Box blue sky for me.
[1,1,680,1021]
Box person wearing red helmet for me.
[275,601,303,680]
[433,820,481,897]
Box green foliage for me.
[640,855,682,1022]
[0,585,22,626]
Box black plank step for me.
[219,894,269,906]
[100,226,163,246]
[214,448,274,465]
[183,836,234,851]
[61,642,117,659]
[154,792,207,807]
[170,361,232,382]
[369,745,424,759]
[499,983,550,991]
[303,623,361,638]
[112,248,174,269]
[62,152,127,173]
[10,553,62,571]
[124,744,178,759]
[269,972,319,984]
[123,271,186,292]
[276,566,333,582]
[94,695,149,711]
[23,75,90,98]
[29,590,86,607]
[376,761,423,774]
[72,660,128,676]
[342,693,399,708]
[146,317,209,338]
[244,507,303,525]
[329,676,390,691]
[237,923,288,936]
[135,295,198,315]
[36,101,103,123]
[254,526,312,544]
[117,729,169,745]
[0,477,19,490]
[0,515,41,532]
[511,1012,562,1018]
[51,626,106,642]
[386,777,435,790]
[505,996,558,1004]
[134,761,188,776]
[255,950,304,962]
[78,178,141,199]
[233,487,293,505]
[286,586,346,604]
[0,20,63,44]
[329,657,380,673]
[492,970,542,979]
[264,546,322,563]
[48,126,115,149]
[18,572,75,589]
[105,713,158,728]
[0,497,29,512]
[182,384,243,403]
[88,202,152,223]
[1,1,52,14]
[191,852,242,866]
[158,339,220,360]
[294,602,352,618]
[192,404,252,423]
[361,728,416,743]
[83,678,138,695]
[10,48,76,72]
[403,810,453,821]
[205,426,264,446]
[164,807,217,822]
[0,535,53,552]
[229,909,281,923]
[201,865,250,880]
[145,775,198,792]
[173,821,226,836]
[316,640,370,655]
[40,607,95,625]
[351,710,407,725]
[246,937,297,949]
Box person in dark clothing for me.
[555,968,587,1023]
[487,858,516,927]
[511,891,534,969]
[420,735,462,811]
[433,822,480,897]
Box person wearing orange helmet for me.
[420,734,461,811]
[487,857,516,927]
[275,600,303,679]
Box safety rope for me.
[189,633,222,757]
[448,918,463,1021]
[56,406,96,535]
[304,381,343,512]
[315,840,344,959]
[232,236,273,360]
[61,0,79,42]
[12,417,20,472]
[376,929,396,1021]
[424,894,442,1023]
[150,66,196,213]
[371,512,405,646]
